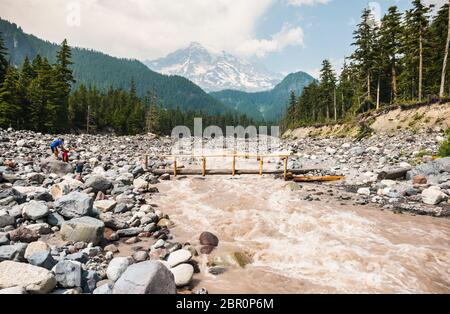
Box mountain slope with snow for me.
[145,42,283,92]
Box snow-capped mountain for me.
[145,42,284,92]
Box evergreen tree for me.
[50,39,75,132]
[29,57,53,131]
[319,59,337,120]
[0,66,20,128]
[402,0,431,101]
[440,2,450,98]
[379,6,403,102]
[351,8,377,100]
[16,57,34,128]
[0,32,8,85]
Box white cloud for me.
[236,24,304,58]
[0,0,335,61]
[0,0,276,60]
[286,0,331,6]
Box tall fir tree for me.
[319,59,337,120]
[50,39,75,132]
[351,8,377,100]
[379,6,403,102]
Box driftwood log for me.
[293,176,345,183]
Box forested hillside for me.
[282,1,450,130]
[210,71,315,122]
[0,18,230,115]
[0,31,256,135]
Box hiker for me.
[61,148,70,163]
[50,138,65,160]
[75,158,84,181]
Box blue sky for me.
[0,0,446,78]
[259,0,443,77]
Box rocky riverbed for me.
[0,127,449,294]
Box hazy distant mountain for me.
[210,71,316,122]
[146,42,284,93]
[0,18,231,115]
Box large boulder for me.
[41,159,73,176]
[113,261,176,294]
[407,157,450,182]
[60,216,105,245]
[0,261,56,294]
[84,176,112,193]
[22,201,49,220]
[106,257,131,282]
[55,192,93,219]
[422,187,448,205]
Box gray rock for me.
[114,203,129,214]
[0,261,56,294]
[422,187,448,205]
[34,191,53,202]
[132,251,149,262]
[107,257,131,282]
[0,245,18,262]
[41,159,73,176]
[54,260,82,288]
[171,263,194,287]
[0,233,9,246]
[47,212,66,227]
[0,188,26,204]
[0,243,27,262]
[65,252,89,264]
[144,223,157,233]
[0,286,27,294]
[99,213,129,230]
[82,270,100,293]
[23,201,49,220]
[167,249,192,268]
[93,283,113,294]
[84,176,112,193]
[60,216,105,245]
[0,212,14,228]
[112,261,176,294]
[27,251,57,270]
[408,157,450,180]
[116,227,143,238]
[55,192,93,219]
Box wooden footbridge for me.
[144,153,344,182]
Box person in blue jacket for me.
[50,138,65,159]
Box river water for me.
[153,171,450,294]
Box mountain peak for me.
[188,41,205,49]
[145,44,283,93]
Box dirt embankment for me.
[284,102,450,139]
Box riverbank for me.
[0,127,449,294]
